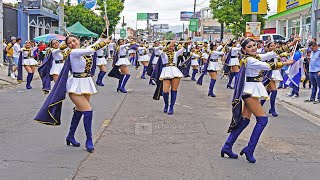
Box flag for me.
[285,51,302,87]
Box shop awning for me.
[268,3,312,21]
[66,22,98,38]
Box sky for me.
[117,0,277,29]
[4,0,277,28]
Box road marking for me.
[93,119,110,143]
[176,103,193,110]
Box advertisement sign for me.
[245,22,261,40]
[203,26,221,34]
[120,28,126,38]
[148,13,159,21]
[189,19,198,32]
[78,0,97,9]
[180,11,201,21]
[277,0,311,13]
[242,0,267,14]
[23,0,41,9]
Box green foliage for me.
[209,0,269,37]
[65,4,105,35]
[96,0,125,34]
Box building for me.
[199,7,233,41]
[3,0,59,43]
[267,0,318,44]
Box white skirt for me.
[243,82,269,100]
[115,57,131,66]
[50,62,64,75]
[23,58,38,66]
[159,66,184,80]
[191,59,199,66]
[138,54,150,62]
[207,61,220,71]
[229,58,240,66]
[152,57,159,65]
[96,57,107,66]
[66,76,97,95]
[272,70,283,81]
[128,49,136,54]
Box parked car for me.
[260,34,287,42]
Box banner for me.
[203,26,221,34]
[180,11,201,21]
[245,22,261,40]
[78,0,97,9]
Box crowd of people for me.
[1,26,320,163]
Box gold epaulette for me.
[274,45,291,55]
[91,42,107,51]
[59,44,68,50]
[62,49,72,59]
[269,62,283,70]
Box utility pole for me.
[103,0,109,37]
[182,23,185,39]
[58,0,64,35]
[0,0,4,66]
[191,0,196,39]
[311,0,319,39]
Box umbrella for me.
[34,34,66,43]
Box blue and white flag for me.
[285,50,302,87]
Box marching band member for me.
[95,38,108,86]
[226,40,241,89]
[108,40,116,60]
[17,41,38,89]
[50,40,68,82]
[190,48,200,81]
[138,42,150,79]
[221,37,299,163]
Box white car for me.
[260,34,287,42]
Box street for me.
[1,65,320,180]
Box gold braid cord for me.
[91,42,107,51]
[273,45,291,55]
[167,51,175,66]
[22,48,32,58]
[62,49,72,60]
[59,44,68,50]
[269,62,284,70]
[84,55,93,73]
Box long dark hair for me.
[65,35,78,44]
[49,39,59,48]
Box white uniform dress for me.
[270,57,283,81]
[22,48,38,66]
[115,44,131,66]
[108,42,115,58]
[191,53,200,66]
[159,48,184,80]
[66,43,105,95]
[50,48,64,75]
[152,46,163,65]
[243,52,280,99]
[207,51,225,71]
[137,47,150,62]
[96,39,107,66]
[229,46,241,66]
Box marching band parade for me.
[1,0,320,179]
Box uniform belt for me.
[97,56,104,58]
[120,55,126,58]
[210,59,218,62]
[24,57,30,59]
[231,56,238,58]
[246,76,262,82]
[139,54,144,56]
[164,63,176,67]
[155,55,160,57]
[73,72,91,78]
[55,60,64,63]
[191,57,196,60]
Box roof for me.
[66,22,98,38]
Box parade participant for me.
[35,30,110,153]
[286,44,302,98]
[50,40,67,82]
[147,41,163,85]
[226,40,241,89]
[128,42,137,65]
[114,39,136,93]
[190,48,200,81]
[137,42,150,79]
[206,42,225,97]
[95,38,108,86]
[260,41,285,117]
[153,40,187,115]
[17,40,38,89]
[221,37,299,163]
[108,40,116,60]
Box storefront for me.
[267,0,318,44]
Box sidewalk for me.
[277,87,320,118]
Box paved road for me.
[1,65,320,180]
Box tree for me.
[96,0,125,34]
[65,4,106,35]
[209,0,269,37]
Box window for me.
[262,36,268,41]
[273,35,285,41]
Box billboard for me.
[180,11,201,21]
[203,26,221,34]
[137,13,158,21]
[23,0,41,9]
[277,0,311,13]
[23,0,58,13]
[78,0,97,9]
[242,0,267,14]
[148,13,158,21]
[245,22,261,40]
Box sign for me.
[78,0,97,9]
[154,24,169,29]
[120,28,126,38]
[189,19,198,32]
[23,0,41,9]
[148,13,159,21]
[242,0,267,14]
[316,9,320,20]
[245,22,261,40]
[137,13,148,20]
[203,26,221,34]
[277,0,311,13]
[180,11,201,21]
